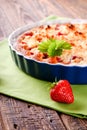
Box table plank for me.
[0,0,87,39]
[0,95,66,130]
[61,114,87,130]
[0,0,87,129]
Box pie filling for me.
[14,23,87,65]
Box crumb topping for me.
[14,23,87,65]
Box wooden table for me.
[0,0,87,129]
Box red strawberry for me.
[50,80,74,104]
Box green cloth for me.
[0,18,87,118]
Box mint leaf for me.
[47,41,56,56]
[38,39,71,57]
[62,42,71,49]
[38,39,51,52]
[47,41,62,56]
[55,40,71,50]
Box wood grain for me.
[0,0,87,39]
[0,95,66,130]
[0,0,87,129]
[61,114,87,130]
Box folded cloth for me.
[0,18,87,118]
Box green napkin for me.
[1,23,87,119]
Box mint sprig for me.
[38,39,71,57]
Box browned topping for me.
[67,24,75,30]
[16,23,87,65]
[43,53,48,59]
[34,53,43,61]
[24,31,33,37]
[39,25,44,29]
[46,25,51,30]
[48,57,58,64]
[75,31,81,35]
[72,56,83,63]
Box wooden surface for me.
[0,0,87,129]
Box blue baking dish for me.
[8,19,87,84]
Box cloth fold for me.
[0,17,87,118]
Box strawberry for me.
[50,80,74,104]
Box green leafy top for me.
[38,39,71,57]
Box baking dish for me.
[8,18,87,84]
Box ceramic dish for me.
[8,19,87,84]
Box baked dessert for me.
[14,23,87,65]
[9,19,87,84]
